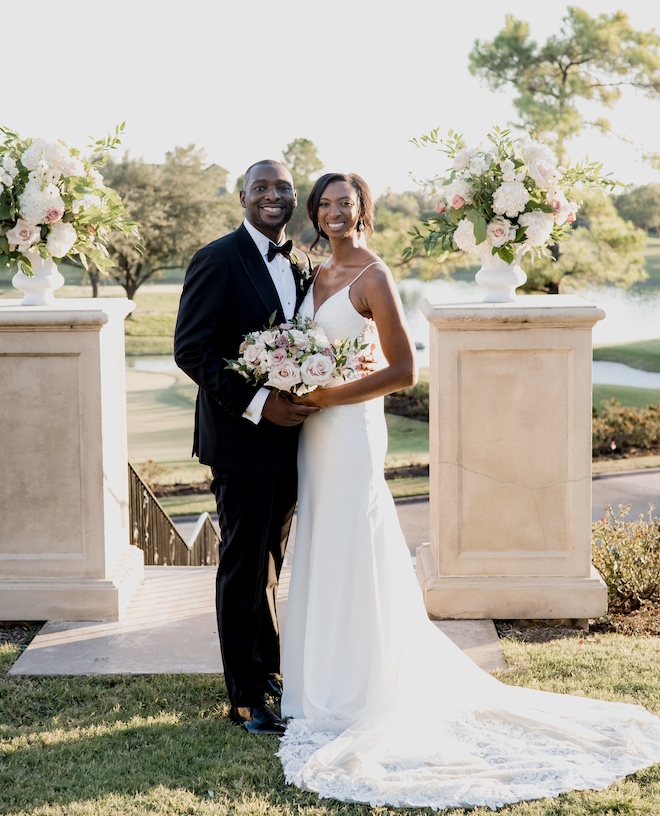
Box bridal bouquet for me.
[407,127,621,264]
[226,314,366,396]
[0,124,137,275]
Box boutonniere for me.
[289,248,312,290]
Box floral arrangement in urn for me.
[0,123,137,277]
[407,128,620,275]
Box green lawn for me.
[593,338,660,372]
[2,632,660,815]
[593,383,660,409]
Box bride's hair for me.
[306,173,375,251]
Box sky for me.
[12,0,660,198]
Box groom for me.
[174,160,318,735]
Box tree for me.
[469,8,660,164]
[614,184,660,236]
[102,146,242,299]
[521,191,647,294]
[281,138,323,248]
[373,190,455,280]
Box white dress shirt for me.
[241,219,298,424]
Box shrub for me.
[385,381,430,421]
[592,504,660,613]
[592,399,660,456]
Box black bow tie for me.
[267,240,293,263]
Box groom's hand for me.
[262,390,320,426]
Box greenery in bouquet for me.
[0,123,138,275]
[225,313,369,397]
[406,127,622,266]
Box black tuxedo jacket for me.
[174,224,312,472]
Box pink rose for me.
[322,347,335,358]
[566,212,576,224]
[270,348,287,365]
[46,208,64,223]
[279,322,293,330]
[239,340,248,353]
[451,195,465,209]
[436,201,447,214]
[6,219,40,251]
[276,334,290,348]
[265,360,302,390]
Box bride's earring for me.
[358,219,365,232]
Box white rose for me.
[243,343,263,366]
[259,330,277,347]
[528,160,562,189]
[265,360,302,391]
[6,219,41,251]
[60,156,86,178]
[486,217,516,248]
[46,221,77,257]
[500,159,516,182]
[290,329,311,350]
[452,147,477,172]
[519,211,555,247]
[523,141,558,167]
[300,353,335,388]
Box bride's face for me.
[317,181,360,239]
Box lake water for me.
[127,277,660,388]
[398,278,660,368]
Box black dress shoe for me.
[264,674,283,700]
[229,704,286,736]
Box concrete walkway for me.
[9,566,506,676]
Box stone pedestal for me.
[418,295,608,620]
[0,298,144,621]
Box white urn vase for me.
[12,253,65,306]
[474,249,526,303]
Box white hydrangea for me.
[453,219,480,254]
[523,141,558,167]
[18,180,65,225]
[519,211,555,247]
[492,180,529,218]
[1,156,18,179]
[88,168,104,188]
[21,138,70,173]
[444,178,473,209]
[468,155,489,176]
[46,221,77,257]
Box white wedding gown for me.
[278,268,660,811]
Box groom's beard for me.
[250,203,295,235]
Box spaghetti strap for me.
[348,261,380,287]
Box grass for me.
[593,383,660,409]
[593,338,660,372]
[2,633,660,815]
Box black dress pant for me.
[210,450,297,707]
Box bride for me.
[277,172,660,810]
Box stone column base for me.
[417,543,607,620]
[0,546,144,622]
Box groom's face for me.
[240,164,297,240]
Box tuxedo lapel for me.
[235,224,284,324]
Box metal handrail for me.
[128,463,219,566]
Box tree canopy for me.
[614,184,660,236]
[103,146,241,299]
[281,138,324,249]
[469,7,660,163]
[521,191,647,294]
